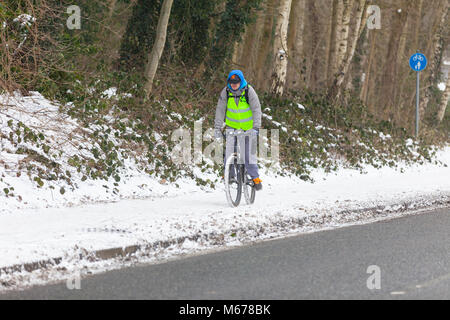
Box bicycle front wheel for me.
[243,172,256,205]
[224,154,242,207]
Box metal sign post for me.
[416,71,419,137]
[409,53,427,137]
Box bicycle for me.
[223,129,257,207]
[413,54,424,62]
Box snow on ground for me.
[0,92,449,291]
[0,146,449,286]
[0,91,207,215]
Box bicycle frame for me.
[223,129,256,207]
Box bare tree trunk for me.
[335,0,353,70]
[413,0,424,51]
[144,0,174,97]
[348,0,368,60]
[327,0,344,84]
[286,0,306,89]
[233,18,255,70]
[394,4,412,117]
[360,30,376,104]
[391,2,414,125]
[246,5,268,87]
[231,38,241,64]
[419,1,448,121]
[380,4,408,117]
[330,0,368,99]
[437,75,450,123]
[232,1,268,83]
[342,0,370,93]
[307,0,323,91]
[271,0,293,96]
[109,0,117,18]
[255,0,278,90]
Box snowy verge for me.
[0,195,449,293]
[0,145,449,291]
[1,91,449,292]
[0,91,218,214]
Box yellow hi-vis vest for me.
[225,87,253,131]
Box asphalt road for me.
[2,207,450,300]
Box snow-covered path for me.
[1,147,449,269]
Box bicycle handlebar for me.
[224,129,258,137]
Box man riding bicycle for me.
[214,70,263,191]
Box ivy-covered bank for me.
[0,0,448,209]
[1,86,445,207]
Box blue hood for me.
[227,70,248,91]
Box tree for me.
[419,1,448,121]
[327,0,344,85]
[394,1,413,117]
[271,0,293,96]
[286,0,306,89]
[254,0,278,90]
[360,29,376,105]
[204,0,263,77]
[144,0,174,97]
[329,0,368,100]
[380,2,408,117]
[335,0,353,71]
[437,75,450,123]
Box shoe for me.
[253,177,262,191]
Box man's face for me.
[230,82,240,90]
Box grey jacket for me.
[214,85,262,130]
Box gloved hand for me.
[214,129,223,140]
[250,128,259,136]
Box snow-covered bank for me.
[0,91,217,215]
[1,91,444,216]
[1,91,449,291]
[0,146,449,291]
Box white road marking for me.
[390,271,450,297]
[390,291,406,295]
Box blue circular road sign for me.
[409,53,427,72]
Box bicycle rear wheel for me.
[224,154,242,207]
